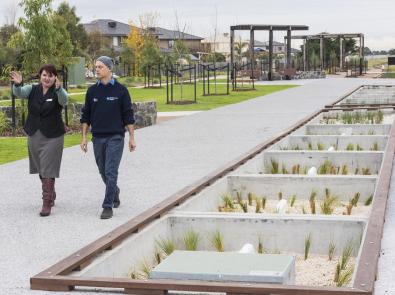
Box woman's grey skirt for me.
[27,130,64,178]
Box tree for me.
[170,11,191,64]
[140,38,161,72]
[303,37,358,70]
[9,0,73,74]
[234,38,247,63]
[54,2,88,56]
[388,49,395,55]
[120,46,135,75]
[51,13,74,67]
[124,25,144,75]
[86,30,113,69]
[124,13,162,75]
[170,39,190,65]
[0,24,18,44]
[202,52,225,63]
[364,47,372,55]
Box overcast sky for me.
[2,0,395,50]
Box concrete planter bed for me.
[30,85,395,295]
[303,124,391,135]
[263,151,382,176]
[311,110,394,126]
[71,214,365,288]
[270,135,388,151]
[174,175,375,217]
[337,85,395,105]
[341,98,395,105]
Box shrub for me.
[0,111,9,134]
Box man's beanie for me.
[97,56,114,71]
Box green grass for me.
[0,133,90,165]
[368,58,387,69]
[2,83,297,111]
[69,83,297,112]
[380,72,395,78]
[0,99,24,106]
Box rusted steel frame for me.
[31,275,368,295]
[353,122,395,291]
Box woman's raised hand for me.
[10,71,22,85]
[55,76,61,90]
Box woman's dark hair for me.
[38,64,58,77]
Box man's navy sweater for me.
[80,80,135,137]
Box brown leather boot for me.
[40,178,55,217]
[51,178,56,207]
[39,176,56,207]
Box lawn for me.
[0,133,89,165]
[69,83,297,111]
[1,81,297,111]
[368,57,387,69]
[380,72,395,78]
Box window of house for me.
[113,36,119,47]
[169,40,174,48]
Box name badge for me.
[45,99,53,102]
[106,97,119,101]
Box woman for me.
[11,64,68,217]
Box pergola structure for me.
[230,25,309,81]
[288,33,365,73]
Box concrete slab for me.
[149,251,296,284]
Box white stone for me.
[238,243,256,254]
[307,167,317,176]
[276,199,288,214]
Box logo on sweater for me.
[106,97,119,101]
[93,98,98,102]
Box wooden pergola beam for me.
[230,24,309,81]
[231,24,308,31]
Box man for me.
[80,56,136,219]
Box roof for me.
[148,27,203,41]
[83,19,130,36]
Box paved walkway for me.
[1,78,394,294]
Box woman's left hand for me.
[55,77,61,90]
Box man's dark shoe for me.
[100,208,113,219]
[113,188,120,208]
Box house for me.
[253,40,285,54]
[83,20,204,54]
[83,19,130,52]
[201,33,231,57]
[147,27,204,53]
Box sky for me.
[1,0,395,51]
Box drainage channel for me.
[31,86,395,295]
